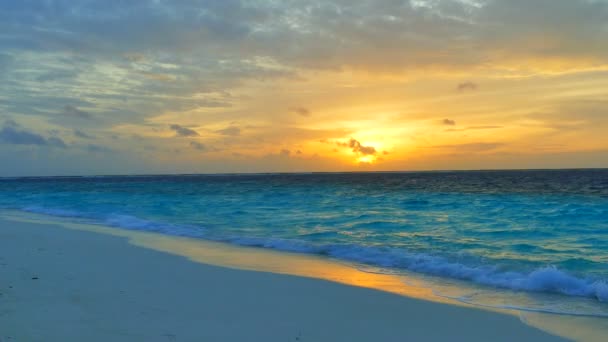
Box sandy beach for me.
[0,216,569,341]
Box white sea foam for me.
[324,244,608,302]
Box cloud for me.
[0,53,14,71]
[63,105,93,120]
[445,126,503,132]
[86,144,111,153]
[457,82,478,92]
[170,124,199,137]
[442,119,456,126]
[3,119,18,128]
[140,72,175,82]
[216,126,241,136]
[47,137,67,148]
[431,143,504,152]
[280,149,291,156]
[338,138,376,156]
[468,126,502,130]
[1,0,606,92]
[190,141,207,151]
[37,69,78,82]
[290,107,311,117]
[74,129,95,139]
[0,122,66,148]
[124,53,146,62]
[529,100,608,124]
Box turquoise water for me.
[1,170,607,316]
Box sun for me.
[357,155,376,164]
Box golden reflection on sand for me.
[132,233,442,303]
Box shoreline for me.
[0,214,575,341]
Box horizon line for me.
[2,167,608,180]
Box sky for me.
[1,0,607,176]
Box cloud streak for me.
[445,126,503,132]
[0,122,66,148]
[457,82,478,92]
[190,141,207,151]
[291,107,311,117]
[170,124,199,137]
[63,105,93,120]
[216,126,241,136]
[74,129,95,139]
[430,143,504,153]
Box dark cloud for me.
[47,137,67,148]
[63,105,93,120]
[290,107,311,117]
[280,149,291,156]
[170,124,199,137]
[74,129,95,139]
[0,122,66,148]
[3,119,18,128]
[216,126,241,136]
[338,138,376,156]
[457,82,478,92]
[442,119,456,126]
[190,141,207,151]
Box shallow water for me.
[1,170,607,316]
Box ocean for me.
[1,170,607,317]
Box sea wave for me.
[310,243,607,303]
[21,206,206,238]
[12,206,608,304]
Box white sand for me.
[0,217,568,341]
